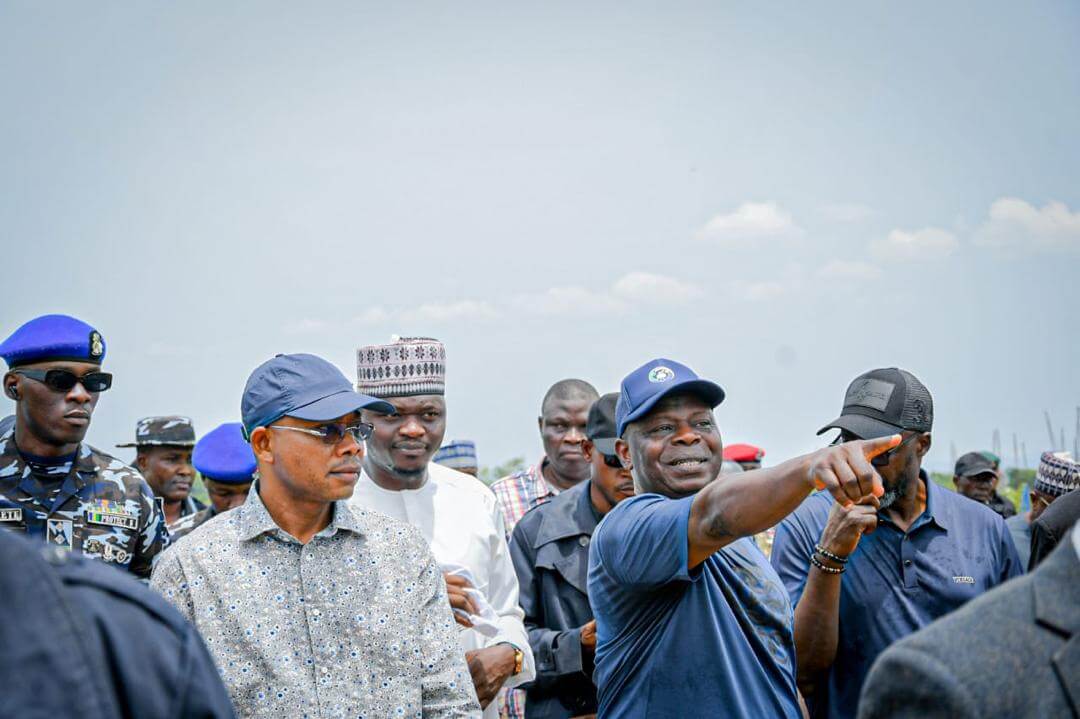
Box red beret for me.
[723,443,765,462]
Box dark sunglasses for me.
[602,453,624,469]
[13,368,113,393]
[836,430,920,467]
[269,422,374,445]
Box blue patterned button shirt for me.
[151,484,481,719]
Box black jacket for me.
[509,480,600,718]
[1030,488,1080,570]
[858,532,1080,718]
[0,530,235,718]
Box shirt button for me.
[903,559,913,567]
[578,536,590,547]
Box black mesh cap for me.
[817,368,933,440]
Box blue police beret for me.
[192,422,257,484]
[0,314,106,368]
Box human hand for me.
[819,497,879,559]
[808,435,901,508]
[465,645,516,708]
[444,572,478,628]
[580,620,597,650]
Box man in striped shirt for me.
[491,378,597,719]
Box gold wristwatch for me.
[500,643,524,675]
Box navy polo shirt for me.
[588,494,801,719]
[770,476,1022,719]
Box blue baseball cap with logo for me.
[616,358,726,436]
[241,353,394,439]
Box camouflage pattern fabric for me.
[167,505,216,543]
[0,426,169,579]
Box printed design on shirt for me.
[46,518,74,550]
[730,562,794,671]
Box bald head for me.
[538,378,598,489]
[541,379,599,416]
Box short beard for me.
[877,474,911,511]
[390,463,427,478]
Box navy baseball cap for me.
[616,358,725,437]
[241,353,394,439]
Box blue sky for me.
[2,2,1078,471]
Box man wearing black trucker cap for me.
[771,367,1022,719]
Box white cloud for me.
[819,203,874,222]
[697,202,802,244]
[872,227,958,262]
[513,286,626,316]
[352,307,391,325]
[817,259,883,281]
[733,280,789,302]
[610,272,703,304]
[399,300,499,323]
[973,197,1080,252]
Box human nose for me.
[338,430,364,457]
[672,422,701,445]
[564,425,585,443]
[66,380,93,404]
[399,415,425,438]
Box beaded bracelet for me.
[810,553,845,574]
[814,544,849,564]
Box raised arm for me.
[687,435,899,568]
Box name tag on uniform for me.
[953,575,975,584]
[0,508,22,522]
[85,509,139,531]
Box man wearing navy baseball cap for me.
[588,358,903,719]
[152,353,480,717]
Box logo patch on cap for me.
[89,331,104,358]
[845,378,894,411]
[648,366,675,383]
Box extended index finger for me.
[861,434,902,461]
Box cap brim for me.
[620,378,726,435]
[286,389,394,422]
[816,413,902,440]
[115,441,196,448]
[590,437,618,455]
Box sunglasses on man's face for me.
[13,368,113,393]
[269,422,374,445]
[602,453,624,469]
[837,430,920,467]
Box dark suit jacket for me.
[858,533,1080,718]
[509,480,599,718]
[1030,488,1080,570]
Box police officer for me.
[0,314,168,579]
[118,416,204,526]
[168,422,255,542]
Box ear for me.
[582,439,595,462]
[3,373,18,400]
[249,427,274,464]
[916,432,932,457]
[952,475,961,488]
[537,416,543,433]
[615,437,632,469]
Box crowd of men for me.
[0,312,1077,719]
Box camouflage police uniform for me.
[118,415,205,521]
[167,504,216,541]
[0,424,169,579]
[0,313,169,579]
[167,421,255,543]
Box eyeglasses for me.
[12,369,113,393]
[268,422,374,445]
[602,453,624,469]
[835,430,920,467]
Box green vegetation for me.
[478,457,527,487]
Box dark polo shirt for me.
[771,475,1022,719]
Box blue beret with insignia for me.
[0,314,107,368]
[193,422,257,484]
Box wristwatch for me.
[500,643,525,675]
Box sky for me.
[1,2,1078,473]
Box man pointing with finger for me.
[770,368,1022,719]
[587,359,902,719]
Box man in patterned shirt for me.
[152,353,480,718]
[492,379,598,538]
[0,314,168,579]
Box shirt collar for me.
[237,481,364,543]
[534,457,561,497]
[921,470,951,531]
[534,481,597,547]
